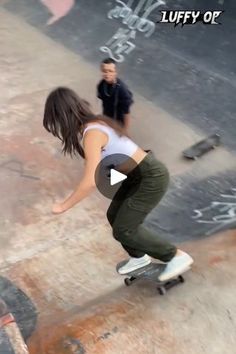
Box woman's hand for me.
[52,202,65,214]
[51,130,103,215]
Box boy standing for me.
[97,58,134,130]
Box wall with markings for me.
[2,0,236,241]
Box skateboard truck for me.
[124,272,185,295]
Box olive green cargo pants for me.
[107,152,176,262]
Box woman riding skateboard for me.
[43,87,193,281]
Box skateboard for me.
[182,133,220,160]
[116,261,190,295]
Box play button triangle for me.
[110,169,127,186]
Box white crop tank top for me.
[82,123,138,159]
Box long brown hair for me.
[43,87,127,158]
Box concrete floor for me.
[0,7,236,354]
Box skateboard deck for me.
[183,133,220,160]
[116,261,190,295]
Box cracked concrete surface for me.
[0,6,236,354]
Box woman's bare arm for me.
[52,129,108,213]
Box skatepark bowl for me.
[0,1,236,353]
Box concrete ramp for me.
[0,2,236,353]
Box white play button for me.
[110,169,127,186]
[95,153,141,200]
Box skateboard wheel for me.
[178,275,185,283]
[124,278,132,286]
[158,286,166,295]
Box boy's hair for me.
[102,58,116,65]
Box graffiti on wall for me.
[100,0,165,62]
[40,0,75,25]
[193,188,236,235]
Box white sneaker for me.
[158,252,193,282]
[118,255,151,275]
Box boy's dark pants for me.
[107,152,176,262]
